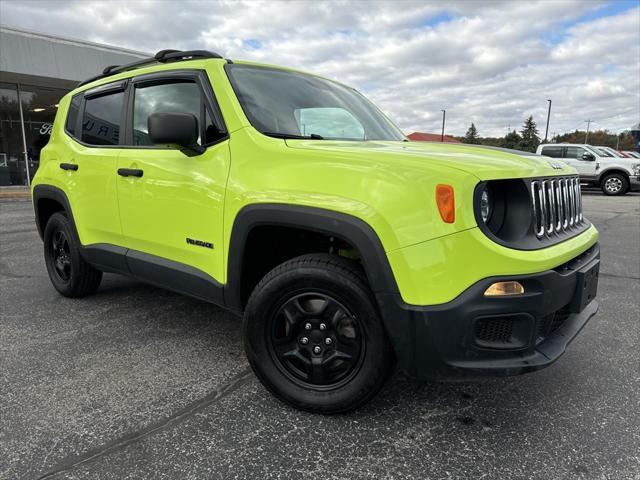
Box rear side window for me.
[65,95,81,138]
[82,91,124,146]
[132,80,221,146]
[541,146,563,158]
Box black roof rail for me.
[77,49,223,87]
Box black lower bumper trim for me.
[376,243,600,381]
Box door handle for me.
[60,163,78,171]
[117,168,144,178]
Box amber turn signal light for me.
[435,184,455,223]
[484,281,525,296]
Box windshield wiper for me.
[262,132,324,140]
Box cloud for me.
[1,0,638,137]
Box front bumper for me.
[629,175,640,191]
[377,243,600,381]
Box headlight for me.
[475,180,529,243]
[480,186,492,223]
[632,163,640,175]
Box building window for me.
[0,82,23,186]
[19,85,67,182]
[0,83,68,186]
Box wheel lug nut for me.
[325,338,332,345]
[319,323,327,331]
[300,337,309,345]
[313,346,321,354]
[304,323,312,330]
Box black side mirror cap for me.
[148,112,202,153]
[582,153,595,161]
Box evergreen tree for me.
[464,123,480,144]
[518,116,540,152]
[501,130,521,149]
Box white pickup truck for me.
[537,143,640,195]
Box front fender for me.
[224,203,400,311]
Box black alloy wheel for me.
[51,229,72,282]
[269,292,365,389]
[43,212,102,297]
[243,254,395,414]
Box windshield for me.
[595,147,612,157]
[226,64,405,141]
[602,147,623,157]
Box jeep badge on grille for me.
[548,161,564,170]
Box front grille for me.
[531,177,584,239]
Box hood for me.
[285,140,574,180]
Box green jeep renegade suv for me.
[32,50,600,413]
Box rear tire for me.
[243,254,395,414]
[43,212,102,297]
[601,173,628,195]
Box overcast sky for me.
[2,0,638,137]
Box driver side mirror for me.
[582,152,595,161]
[148,112,204,154]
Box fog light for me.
[484,281,525,296]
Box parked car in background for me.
[592,146,615,157]
[622,150,640,159]
[537,143,640,195]
[594,146,627,158]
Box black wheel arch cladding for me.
[224,204,400,311]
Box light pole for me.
[441,109,446,142]
[584,120,592,144]
[544,99,552,143]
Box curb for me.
[0,191,31,199]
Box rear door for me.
[540,145,564,161]
[64,81,127,247]
[116,70,230,292]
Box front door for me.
[564,146,598,180]
[116,72,230,293]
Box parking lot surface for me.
[1,192,639,480]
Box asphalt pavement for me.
[1,192,639,480]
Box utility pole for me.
[440,109,446,142]
[584,120,592,144]
[544,99,552,142]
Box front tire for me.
[43,212,102,297]
[243,254,395,414]
[601,173,628,195]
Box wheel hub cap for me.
[605,177,622,192]
[270,293,364,388]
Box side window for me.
[132,80,222,146]
[65,95,81,138]
[541,146,563,158]
[565,146,586,160]
[81,91,124,146]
